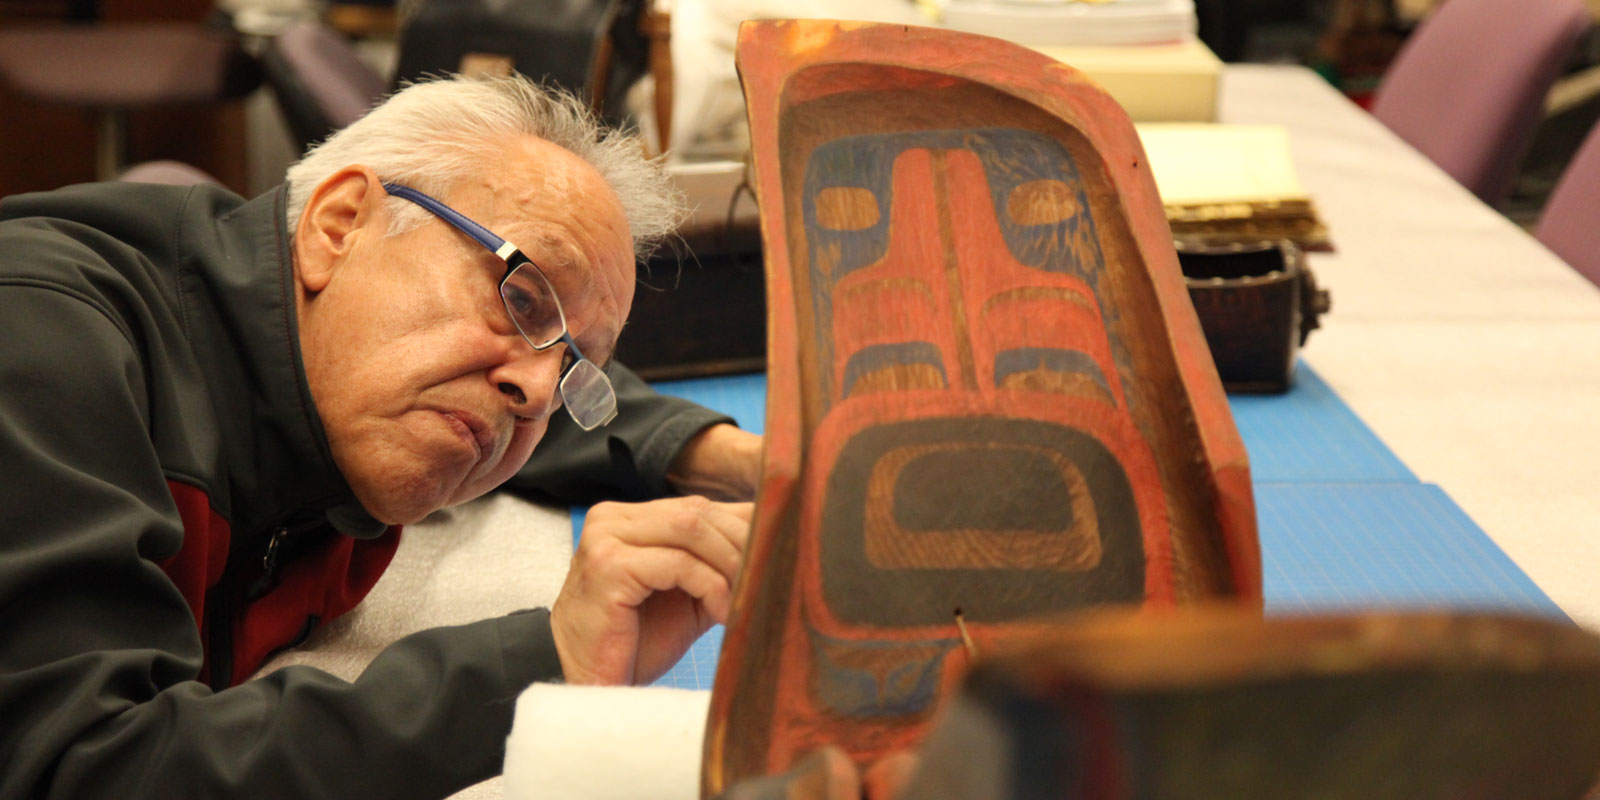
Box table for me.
[1221,65,1600,630]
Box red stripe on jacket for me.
[159,480,401,685]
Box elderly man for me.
[0,75,758,798]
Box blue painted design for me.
[993,347,1113,399]
[810,629,957,717]
[965,130,1106,280]
[800,128,1116,412]
[802,136,899,406]
[802,138,897,280]
[801,129,1106,283]
[841,342,948,397]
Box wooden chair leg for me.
[643,3,672,155]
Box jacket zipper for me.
[203,525,288,691]
[251,527,287,599]
[204,564,235,692]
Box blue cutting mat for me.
[1229,367,1416,483]
[570,364,1555,691]
[652,373,768,435]
[654,625,726,690]
[1257,482,1561,616]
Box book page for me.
[1135,123,1310,206]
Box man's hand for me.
[550,496,754,685]
[666,423,763,501]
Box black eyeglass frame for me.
[382,182,618,430]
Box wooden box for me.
[1178,240,1329,393]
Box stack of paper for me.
[1136,123,1332,250]
[937,0,1196,46]
[935,0,1220,122]
[1031,38,1221,122]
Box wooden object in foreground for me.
[899,608,1600,800]
[704,19,1260,794]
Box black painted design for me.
[818,417,1144,626]
[892,447,1074,531]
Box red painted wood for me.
[705,19,1259,794]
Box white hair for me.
[284,74,683,259]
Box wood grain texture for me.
[899,608,1600,800]
[704,20,1259,795]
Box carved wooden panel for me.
[704,20,1259,795]
[900,608,1600,800]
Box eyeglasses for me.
[383,182,618,430]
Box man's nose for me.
[494,344,565,421]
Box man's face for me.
[294,135,636,524]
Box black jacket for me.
[0,181,731,799]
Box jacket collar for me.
[202,185,387,539]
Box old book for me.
[1135,122,1332,250]
[1032,38,1222,122]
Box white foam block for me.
[504,684,711,800]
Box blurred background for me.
[1,0,1595,229]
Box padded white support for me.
[504,684,711,800]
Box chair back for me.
[392,0,650,130]
[1536,119,1600,287]
[118,160,222,187]
[261,20,387,153]
[1371,0,1590,206]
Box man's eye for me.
[503,283,539,316]
[501,275,553,326]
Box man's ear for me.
[294,165,386,294]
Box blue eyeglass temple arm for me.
[382,182,599,366]
[383,183,520,263]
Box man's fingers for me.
[581,497,753,581]
[711,500,753,557]
[554,497,756,687]
[620,547,733,624]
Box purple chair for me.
[118,159,223,187]
[260,19,388,153]
[0,22,259,181]
[1536,119,1600,287]
[1371,0,1591,207]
